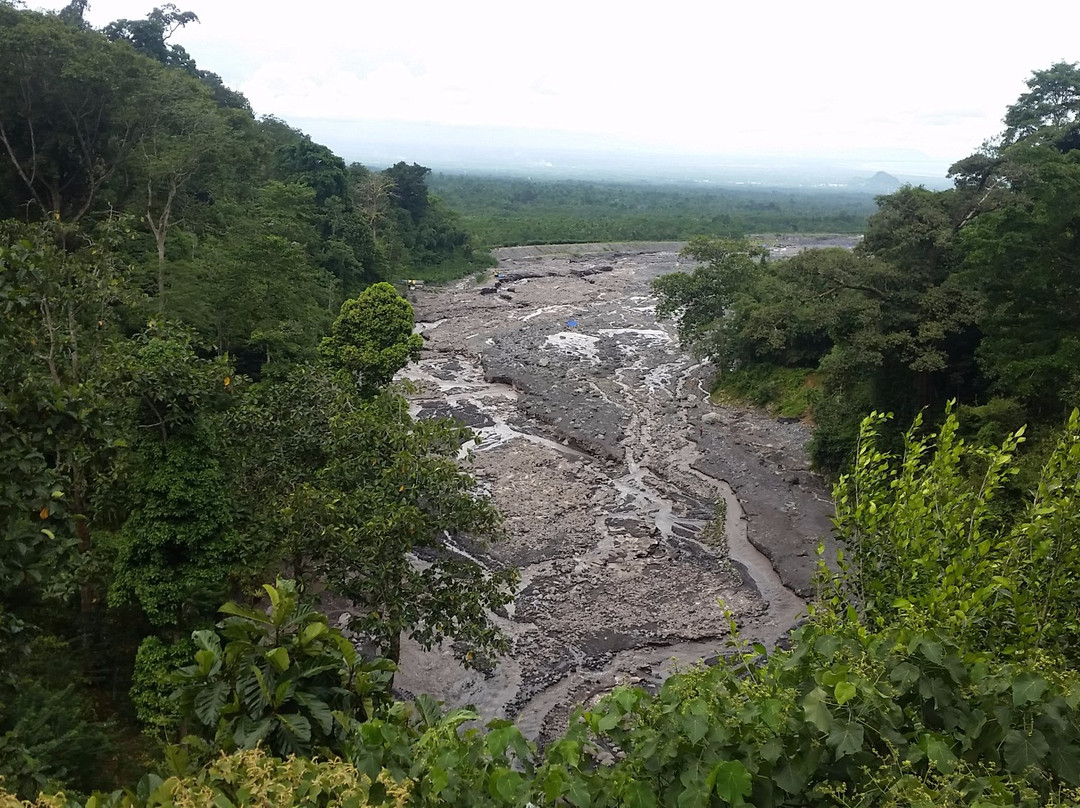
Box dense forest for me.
[0,0,509,799]
[3,1,1080,806]
[428,175,877,246]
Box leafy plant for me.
[831,406,1080,665]
[172,579,395,759]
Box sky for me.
[27,0,1080,179]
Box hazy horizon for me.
[28,0,1080,190]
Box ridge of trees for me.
[6,406,1080,806]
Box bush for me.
[130,637,193,740]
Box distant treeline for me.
[428,175,879,246]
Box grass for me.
[711,365,820,419]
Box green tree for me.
[225,359,515,671]
[960,145,1080,417]
[0,9,157,221]
[130,67,239,309]
[652,236,767,362]
[1003,61,1080,147]
[384,162,431,223]
[320,283,423,396]
[106,324,241,627]
[102,4,199,71]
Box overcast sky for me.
[27,0,1080,174]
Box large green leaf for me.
[1048,742,1080,785]
[772,751,817,795]
[827,720,864,760]
[192,680,229,727]
[266,646,290,673]
[834,681,856,706]
[294,691,334,736]
[802,687,834,733]
[1011,672,1049,706]
[917,732,958,773]
[487,768,523,802]
[622,780,657,808]
[219,601,273,624]
[681,711,709,744]
[711,759,752,804]
[1003,728,1049,771]
[232,716,272,748]
[889,661,921,693]
[276,712,312,745]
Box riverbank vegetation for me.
[654,61,1080,475]
[3,1,1080,804]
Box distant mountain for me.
[852,171,902,192]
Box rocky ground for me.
[391,240,837,741]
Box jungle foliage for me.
[0,1,507,798]
[9,408,1080,806]
[653,62,1080,473]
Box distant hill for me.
[852,171,903,191]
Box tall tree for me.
[134,68,236,308]
[0,10,157,221]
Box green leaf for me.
[266,646,290,672]
[301,622,328,645]
[1011,672,1049,706]
[760,698,784,732]
[813,634,841,659]
[827,720,864,760]
[193,681,229,727]
[681,711,709,744]
[566,776,591,807]
[488,768,523,802]
[917,733,957,774]
[485,724,516,757]
[597,709,621,733]
[218,601,273,624]
[801,687,834,733]
[918,638,944,664]
[772,752,816,795]
[232,716,272,748]
[622,780,657,808]
[889,661,920,693]
[428,766,448,796]
[1049,743,1080,785]
[1003,728,1049,771]
[677,780,710,808]
[759,737,784,764]
[276,712,312,744]
[834,681,856,706]
[295,691,334,736]
[711,760,752,804]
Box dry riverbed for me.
[391,241,836,741]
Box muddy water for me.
[393,244,833,741]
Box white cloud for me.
[29,0,1080,167]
